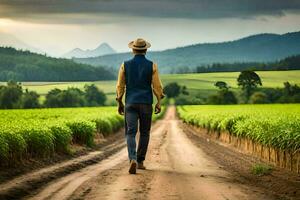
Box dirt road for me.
[14,106,279,200]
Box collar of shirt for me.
[134,54,146,58]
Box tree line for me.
[0,81,106,109]
[0,47,115,81]
[170,54,300,74]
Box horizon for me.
[1,30,300,58]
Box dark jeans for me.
[125,104,153,163]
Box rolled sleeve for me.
[116,63,126,101]
[152,63,165,101]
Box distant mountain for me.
[75,31,300,73]
[0,31,42,54]
[0,47,114,81]
[63,43,116,58]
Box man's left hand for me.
[118,101,125,115]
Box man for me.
[116,38,164,174]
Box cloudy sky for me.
[0,0,300,56]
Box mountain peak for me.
[98,42,109,47]
[95,42,115,52]
[63,43,116,58]
[71,48,84,53]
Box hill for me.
[0,47,115,81]
[193,54,300,73]
[63,43,116,58]
[75,31,300,73]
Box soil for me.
[182,124,300,200]
[0,129,125,184]
[0,106,299,200]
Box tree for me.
[84,84,106,106]
[181,85,189,95]
[164,82,181,98]
[21,89,40,108]
[283,81,300,96]
[278,82,300,103]
[214,81,229,90]
[208,81,237,104]
[0,81,23,109]
[259,88,282,103]
[44,88,63,107]
[237,70,262,100]
[58,88,86,107]
[45,88,87,108]
[249,92,269,104]
[207,89,237,105]
[219,90,237,104]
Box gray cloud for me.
[1,0,300,23]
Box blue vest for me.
[124,55,153,104]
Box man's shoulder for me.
[144,57,153,65]
[124,57,134,64]
[141,56,153,66]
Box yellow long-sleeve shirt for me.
[116,62,165,102]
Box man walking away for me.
[116,38,164,174]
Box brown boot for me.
[137,162,146,170]
[129,160,137,174]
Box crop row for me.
[0,106,165,166]
[177,104,300,152]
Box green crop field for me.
[177,104,300,152]
[1,70,299,105]
[177,104,300,172]
[0,106,165,166]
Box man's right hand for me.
[155,102,161,114]
[118,101,125,115]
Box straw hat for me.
[128,38,151,50]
